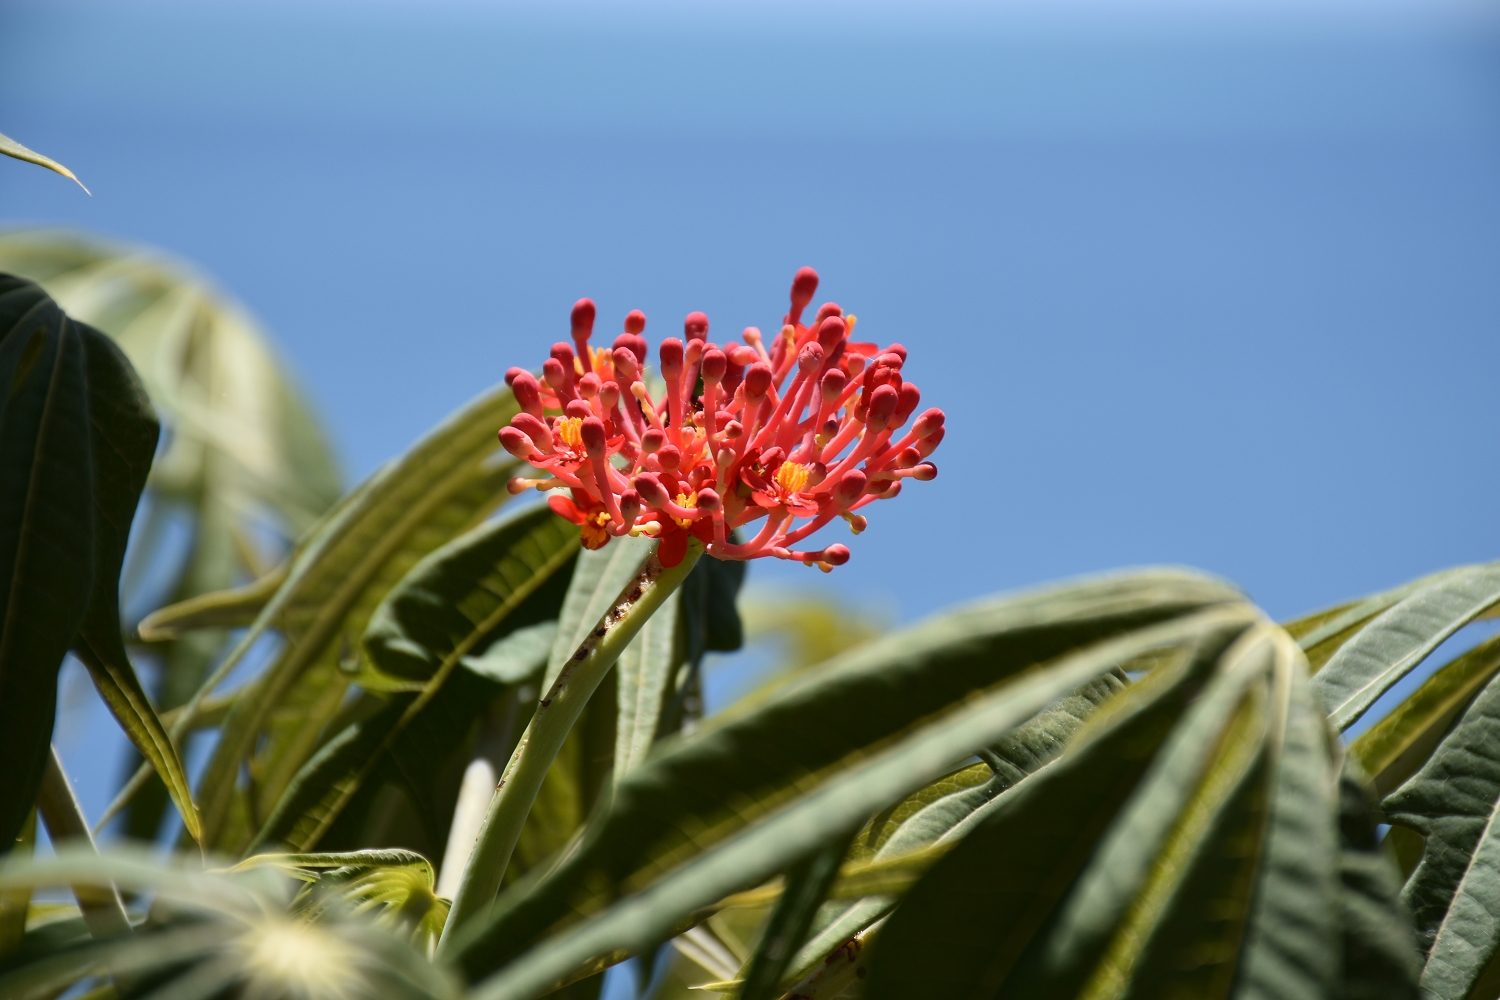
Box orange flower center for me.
[775,462,811,494]
[556,417,584,452]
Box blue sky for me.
[4,0,1499,828]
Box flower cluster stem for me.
[437,541,704,954]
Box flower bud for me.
[723,420,743,440]
[814,303,842,327]
[581,417,608,459]
[893,383,921,426]
[660,338,684,381]
[822,544,851,566]
[760,446,785,471]
[512,413,553,450]
[511,371,545,417]
[696,488,721,512]
[498,427,535,459]
[806,461,828,487]
[612,347,641,382]
[912,462,937,481]
[600,380,621,411]
[791,267,819,310]
[507,477,531,496]
[551,342,577,373]
[894,446,921,469]
[816,316,846,353]
[577,372,601,399]
[565,399,592,420]
[542,357,567,388]
[571,298,596,340]
[684,311,709,342]
[833,470,867,506]
[744,363,773,400]
[729,345,759,366]
[657,444,682,470]
[633,473,670,507]
[618,488,641,525]
[917,426,944,457]
[798,343,825,375]
[886,344,908,363]
[624,310,647,335]
[820,368,847,403]
[866,384,899,432]
[641,427,665,453]
[701,348,727,383]
[505,367,525,387]
[685,340,704,367]
[914,407,945,438]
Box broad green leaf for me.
[181,380,524,852]
[614,595,679,781]
[996,627,1288,1000]
[1228,663,1340,1000]
[863,635,1227,998]
[782,669,1131,987]
[1311,564,1500,731]
[735,837,848,1000]
[1334,758,1421,1000]
[1351,635,1500,798]
[545,536,655,691]
[1285,567,1473,673]
[463,621,557,686]
[0,134,88,193]
[1385,666,1500,998]
[252,506,578,853]
[456,586,1256,993]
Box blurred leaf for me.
[1284,566,1474,673]
[740,593,882,676]
[1385,665,1500,998]
[735,837,848,1000]
[0,134,88,194]
[253,505,577,853]
[1311,564,1500,731]
[135,562,286,640]
[614,593,679,782]
[180,380,524,853]
[1351,634,1500,798]
[454,570,1252,991]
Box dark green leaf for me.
[1311,564,1500,731]
[0,276,95,848]
[736,837,849,1000]
[1335,758,1420,1000]
[1385,665,1500,998]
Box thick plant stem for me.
[437,541,704,953]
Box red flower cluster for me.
[498,268,944,569]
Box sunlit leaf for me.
[0,134,88,194]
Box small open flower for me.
[499,268,944,570]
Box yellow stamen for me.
[775,462,812,494]
[781,324,797,345]
[556,417,584,451]
[673,491,698,528]
[576,346,614,378]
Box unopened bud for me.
[723,420,743,440]
[886,344,908,363]
[600,381,621,411]
[834,470,868,506]
[806,462,828,487]
[917,426,944,457]
[624,310,647,335]
[512,413,553,450]
[820,369,847,403]
[543,357,567,388]
[657,444,682,470]
[791,267,819,309]
[701,348,727,383]
[729,345,759,366]
[894,446,921,469]
[814,303,842,327]
[816,316,846,353]
[619,489,641,525]
[696,488,721,512]
[760,446,786,471]
[866,384,899,432]
[912,462,937,481]
[581,417,607,458]
[641,428,665,453]
[551,342,577,372]
[684,311,709,341]
[822,544,851,566]
[511,371,544,417]
[744,363,773,400]
[507,478,531,495]
[633,473,670,507]
[660,338,684,380]
[571,299,596,340]
[797,344,825,375]
[565,399,592,420]
[685,340,704,367]
[505,367,525,387]
[612,347,641,381]
[498,427,535,459]
[893,383,921,425]
[913,408,945,439]
[577,373,601,399]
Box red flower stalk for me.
[499,268,944,569]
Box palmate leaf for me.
[252,504,578,854]
[0,276,197,846]
[164,379,524,853]
[452,569,1250,990]
[1385,666,1500,999]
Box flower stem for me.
[437,541,704,954]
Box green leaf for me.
[252,505,578,853]
[456,576,1255,993]
[464,622,558,686]
[1350,635,1500,798]
[179,380,525,852]
[0,134,88,194]
[1334,758,1421,1000]
[1384,665,1500,998]
[1285,567,1473,673]
[994,627,1288,1000]
[735,837,849,1000]
[613,593,679,782]
[135,564,287,640]
[544,536,655,691]
[0,276,97,848]
[1310,564,1500,731]
[1229,663,1341,1000]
